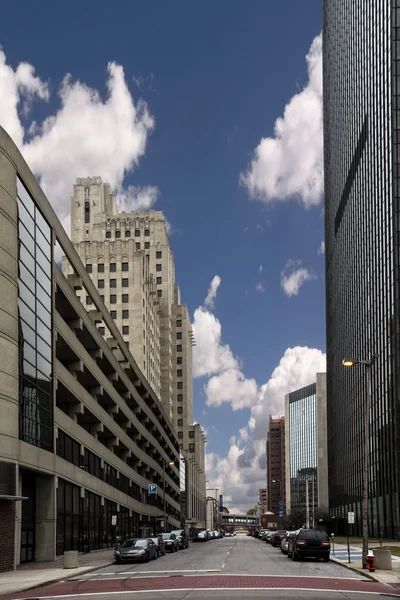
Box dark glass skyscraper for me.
[323,1,400,537]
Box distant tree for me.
[247,508,256,516]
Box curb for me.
[5,560,114,597]
[330,556,389,585]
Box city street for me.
[4,535,400,600]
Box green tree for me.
[247,508,256,515]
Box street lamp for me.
[163,459,175,533]
[342,356,374,569]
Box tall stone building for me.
[63,177,205,529]
[266,416,285,515]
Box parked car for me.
[271,530,287,547]
[280,531,296,555]
[264,531,275,543]
[288,529,331,562]
[213,530,221,539]
[195,530,209,542]
[160,532,179,552]
[259,529,268,540]
[115,538,157,563]
[149,536,166,557]
[171,529,189,549]
[253,529,260,538]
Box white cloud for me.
[205,368,258,410]
[206,346,326,512]
[256,282,264,293]
[240,34,323,208]
[205,275,221,309]
[280,259,316,297]
[192,307,237,377]
[259,265,263,273]
[0,48,155,236]
[318,241,325,255]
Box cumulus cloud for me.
[0,47,156,238]
[240,34,323,208]
[205,275,221,309]
[318,241,325,255]
[259,265,263,273]
[206,346,326,512]
[280,259,316,297]
[205,368,258,410]
[256,282,264,293]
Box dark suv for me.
[271,530,287,547]
[288,529,330,561]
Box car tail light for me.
[296,540,307,546]
[321,541,330,547]
[286,537,290,541]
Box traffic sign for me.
[148,483,157,495]
[348,512,354,524]
[279,511,283,517]
[111,514,117,526]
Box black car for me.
[160,532,179,552]
[271,530,287,547]
[171,529,189,549]
[288,529,330,561]
[115,538,158,563]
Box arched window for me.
[125,230,131,237]
[85,201,90,224]
[135,229,140,237]
[106,231,111,238]
[116,230,121,238]
[145,229,150,236]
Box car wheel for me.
[323,554,329,562]
[153,552,157,560]
[292,551,298,561]
[144,552,149,563]
[163,550,166,555]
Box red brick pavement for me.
[3,574,400,599]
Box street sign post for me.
[148,483,157,495]
[348,512,354,524]
[111,514,117,526]
[347,512,354,563]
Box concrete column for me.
[35,475,56,562]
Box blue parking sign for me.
[148,483,157,495]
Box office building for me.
[266,416,285,514]
[0,126,181,572]
[63,177,205,530]
[323,1,400,537]
[284,374,328,525]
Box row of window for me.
[86,253,162,273]
[105,228,153,238]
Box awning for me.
[0,495,28,501]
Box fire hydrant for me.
[367,550,375,572]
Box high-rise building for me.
[266,416,285,514]
[284,374,328,526]
[63,177,205,530]
[323,1,400,537]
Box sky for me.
[0,0,326,513]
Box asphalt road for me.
[7,535,399,600]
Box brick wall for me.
[0,501,15,572]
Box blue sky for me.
[0,0,325,511]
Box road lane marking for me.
[221,562,226,569]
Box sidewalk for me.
[0,549,114,596]
[331,543,400,588]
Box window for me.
[176,320,182,327]
[135,229,140,237]
[145,242,150,249]
[86,296,92,305]
[110,279,116,288]
[116,230,121,238]
[106,231,111,238]
[85,201,90,223]
[177,382,183,389]
[178,431,183,439]
[156,264,162,271]
[110,310,117,318]
[157,289,162,297]
[177,357,182,365]
[136,242,141,250]
[122,294,129,303]
[177,332,182,340]
[189,431,195,439]
[86,264,92,273]
[177,369,182,377]
[125,230,130,238]
[156,251,162,259]
[145,229,150,236]
[189,444,195,453]
[110,263,116,272]
[122,326,129,335]
[97,279,104,288]
[122,310,129,319]
[177,406,183,414]
[98,263,104,273]
[177,345,182,352]
[177,394,183,402]
[110,295,117,304]
[122,262,128,271]
[156,277,162,285]
[100,294,104,302]
[178,419,183,427]
[122,278,129,287]
[99,327,105,335]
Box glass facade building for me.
[323,1,400,537]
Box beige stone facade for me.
[66,177,205,530]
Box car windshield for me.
[121,539,147,548]
[161,533,173,540]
